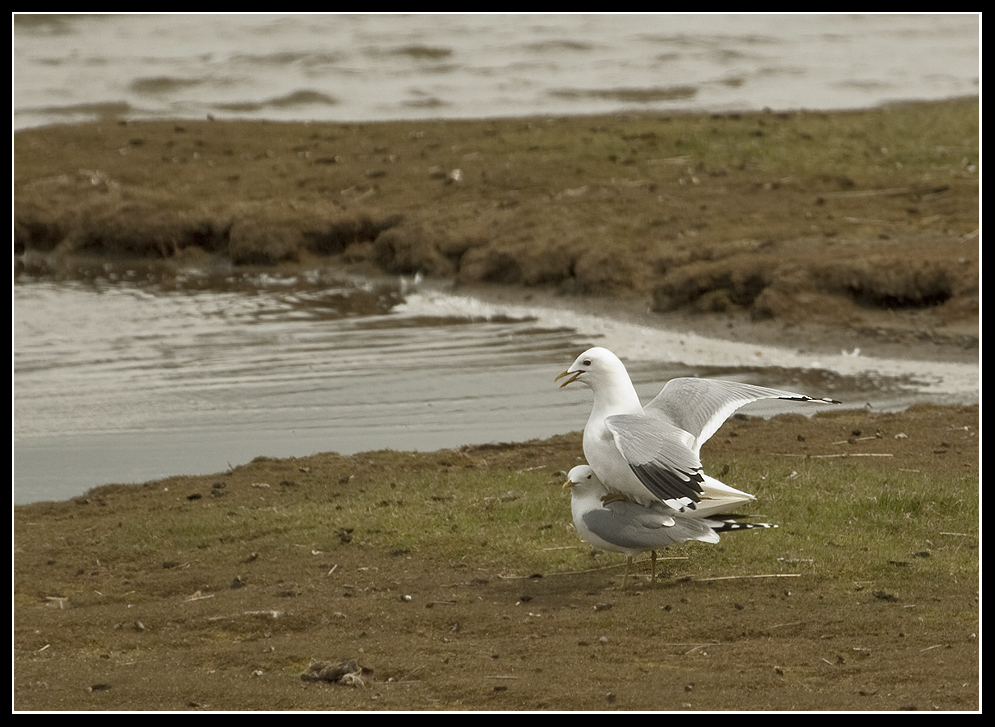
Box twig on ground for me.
[774,452,893,458]
[694,573,801,582]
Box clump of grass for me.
[303,467,578,570]
[712,455,978,597]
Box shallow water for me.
[12,271,583,504]
[13,271,978,504]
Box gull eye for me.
[582,359,591,366]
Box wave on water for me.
[395,287,979,402]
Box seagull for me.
[555,346,840,513]
[564,465,775,587]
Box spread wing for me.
[645,377,840,454]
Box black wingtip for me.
[628,463,704,506]
[710,521,777,533]
[782,395,842,406]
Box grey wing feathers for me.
[605,414,705,505]
[645,378,840,453]
[583,501,719,549]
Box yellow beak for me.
[554,369,582,388]
[562,478,577,490]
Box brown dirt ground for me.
[14,404,979,712]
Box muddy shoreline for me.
[15,98,979,366]
[438,277,979,366]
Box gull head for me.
[554,346,629,391]
[563,464,598,491]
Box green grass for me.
[15,409,978,623]
[23,449,976,592]
[705,455,979,596]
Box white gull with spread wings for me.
[556,346,839,514]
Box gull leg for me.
[621,557,633,588]
[651,550,657,583]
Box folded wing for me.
[582,499,720,551]
[604,414,705,509]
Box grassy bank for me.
[14,405,978,710]
[15,98,978,345]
